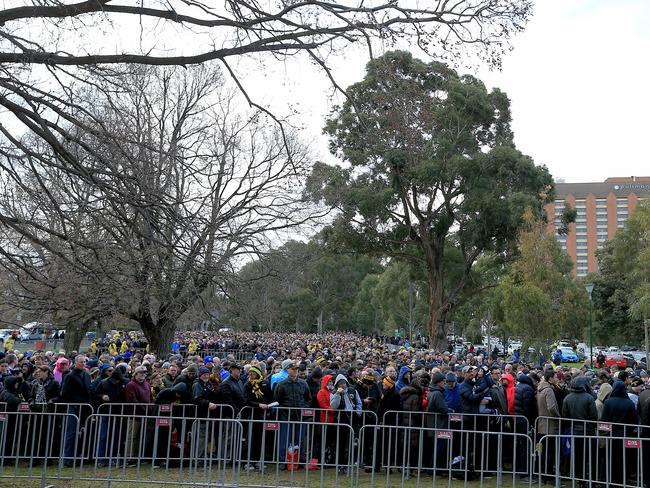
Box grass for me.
[0,465,534,488]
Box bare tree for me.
[0,65,313,352]
[0,1,532,68]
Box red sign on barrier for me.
[265,422,280,431]
[156,418,171,427]
[302,409,314,417]
[436,431,453,439]
[18,403,30,412]
[159,405,171,413]
[450,415,462,422]
[625,440,640,449]
[597,423,612,432]
[0,414,7,421]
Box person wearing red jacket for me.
[501,373,516,415]
[316,374,336,465]
[125,366,153,462]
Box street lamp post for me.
[585,283,594,368]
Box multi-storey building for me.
[544,176,650,276]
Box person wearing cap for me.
[274,360,311,469]
[270,358,292,390]
[219,363,246,415]
[628,376,644,408]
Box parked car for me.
[604,352,628,369]
[0,329,16,342]
[19,322,55,341]
[558,347,579,363]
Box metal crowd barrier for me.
[237,418,356,488]
[536,433,647,487]
[357,423,535,487]
[382,410,530,436]
[78,413,243,487]
[3,405,645,488]
[0,411,80,482]
[238,405,378,429]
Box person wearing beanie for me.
[426,371,450,432]
[270,359,292,390]
[378,372,401,427]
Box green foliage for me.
[592,200,650,344]
[496,212,588,347]
[307,50,553,347]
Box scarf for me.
[249,378,264,399]
[32,378,48,404]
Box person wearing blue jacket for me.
[444,372,462,412]
[395,365,412,392]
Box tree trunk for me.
[427,256,446,351]
[63,321,89,354]
[139,315,176,356]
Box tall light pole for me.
[585,283,594,369]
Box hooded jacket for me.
[601,380,639,436]
[515,373,537,426]
[562,376,598,434]
[595,382,613,419]
[395,366,412,392]
[316,374,335,422]
[155,382,189,405]
[501,373,516,415]
[330,374,362,413]
[0,376,24,411]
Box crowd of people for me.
[0,331,649,484]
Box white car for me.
[0,329,15,342]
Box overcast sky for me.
[240,0,650,184]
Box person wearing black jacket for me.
[192,367,220,459]
[601,380,639,484]
[29,365,60,411]
[94,369,127,466]
[219,363,246,417]
[307,368,322,408]
[0,376,26,458]
[514,373,537,476]
[243,365,274,468]
[356,369,381,471]
[562,376,598,484]
[60,354,91,465]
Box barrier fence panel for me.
[237,418,356,488]
[357,423,535,488]
[239,405,378,431]
[382,410,530,438]
[536,433,647,488]
[0,411,80,484]
[79,413,243,487]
